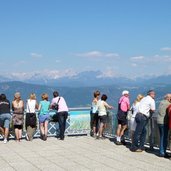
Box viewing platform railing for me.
[0,107,164,150]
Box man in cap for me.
[130,90,156,152]
[116,90,130,145]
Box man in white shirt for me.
[130,90,156,152]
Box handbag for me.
[52,113,58,122]
[126,105,133,120]
[126,110,133,120]
[52,97,61,111]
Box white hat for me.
[122,90,129,95]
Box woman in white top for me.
[97,94,113,139]
[130,94,144,141]
[25,93,38,141]
[90,90,100,137]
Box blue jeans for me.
[158,124,168,155]
[131,113,148,150]
[58,111,68,139]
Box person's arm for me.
[12,101,14,111]
[35,100,39,110]
[150,100,156,113]
[38,103,41,111]
[48,101,50,110]
[22,100,24,112]
[103,101,114,109]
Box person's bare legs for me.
[120,125,127,137]
[40,123,45,139]
[4,128,9,139]
[15,128,19,141]
[44,121,48,140]
[98,122,104,137]
[116,124,122,142]
[0,127,4,135]
[18,129,22,141]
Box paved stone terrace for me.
[0,136,171,171]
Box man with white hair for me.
[130,90,156,152]
[116,90,130,145]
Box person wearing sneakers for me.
[130,90,156,152]
[96,94,113,139]
[0,94,11,144]
[116,90,130,145]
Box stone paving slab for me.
[0,136,171,171]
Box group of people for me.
[90,89,171,158]
[0,91,68,143]
[1,89,171,158]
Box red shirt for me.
[167,104,171,129]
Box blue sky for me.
[0,0,171,79]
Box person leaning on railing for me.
[51,91,69,140]
[166,101,171,159]
[0,94,12,144]
[90,90,100,137]
[157,94,171,157]
[129,94,144,142]
[38,93,50,141]
[130,90,156,152]
[25,93,38,141]
[116,90,130,145]
[96,94,113,139]
[12,92,24,142]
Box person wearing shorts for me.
[90,90,100,137]
[0,94,11,144]
[116,90,130,145]
[12,92,24,142]
[38,93,50,141]
[97,94,113,139]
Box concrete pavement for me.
[0,136,171,171]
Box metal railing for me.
[0,108,166,150]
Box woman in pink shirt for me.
[51,91,68,140]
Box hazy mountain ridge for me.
[0,80,169,108]
[1,71,171,87]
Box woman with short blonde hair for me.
[129,94,144,141]
[38,93,50,141]
[12,92,24,142]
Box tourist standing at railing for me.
[51,91,68,140]
[0,94,12,144]
[12,92,24,142]
[157,94,171,157]
[38,93,50,141]
[90,90,100,137]
[165,100,171,159]
[130,90,156,152]
[25,93,38,141]
[116,90,130,145]
[96,94,113,139]
[129,94,144,142]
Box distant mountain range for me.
[1,70,171,87]
[0,79,170,108]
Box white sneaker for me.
[25,134,29,141]
[4,139,7,144]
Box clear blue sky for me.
[0,0,171,79]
